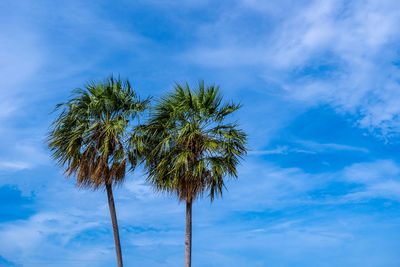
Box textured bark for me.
[106,184,123,267]
[185,200,192,267]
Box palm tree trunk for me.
[185,200,192,267]
[106,184,123,267]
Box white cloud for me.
[0,27,43,123]
[251,141,368,156]
[123,176,153,200]
[0,161,30,171]
[340,160,400,201]
[344,180,400,201]
[270,0,400,136]
[0,143,49,173]
[343,160,400,183]
[0,211,105,265]
[249,146,290,155]
[216,158,400,212]
[216,162,328,211]
[296,140,369,153]
[183,0,400,136]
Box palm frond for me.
[139,81,247,202]
[47,75,149,189]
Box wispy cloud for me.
[1,157,399,266]
[0,211,112,266]
[182,0,400,137]
[0,161,30,171]
[249,146,290,155]
[0,142,49,173]
[296,140,369,153]
[251,140,369,156]
[340,160,400,201]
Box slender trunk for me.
[185,200,192,267]
[106,184,123,267]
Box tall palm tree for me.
[47,76,149,267]
[135,81,247,267]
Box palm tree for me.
[47,76,149,267]
[136,81,247,267]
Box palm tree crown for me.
[140,81,247,202]
[48,76,149,189]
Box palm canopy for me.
[136,81,247,202]
[47,76,150,189]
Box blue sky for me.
[1,0,400,266]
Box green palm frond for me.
[137,81,247,202]
[47,75,150,189]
